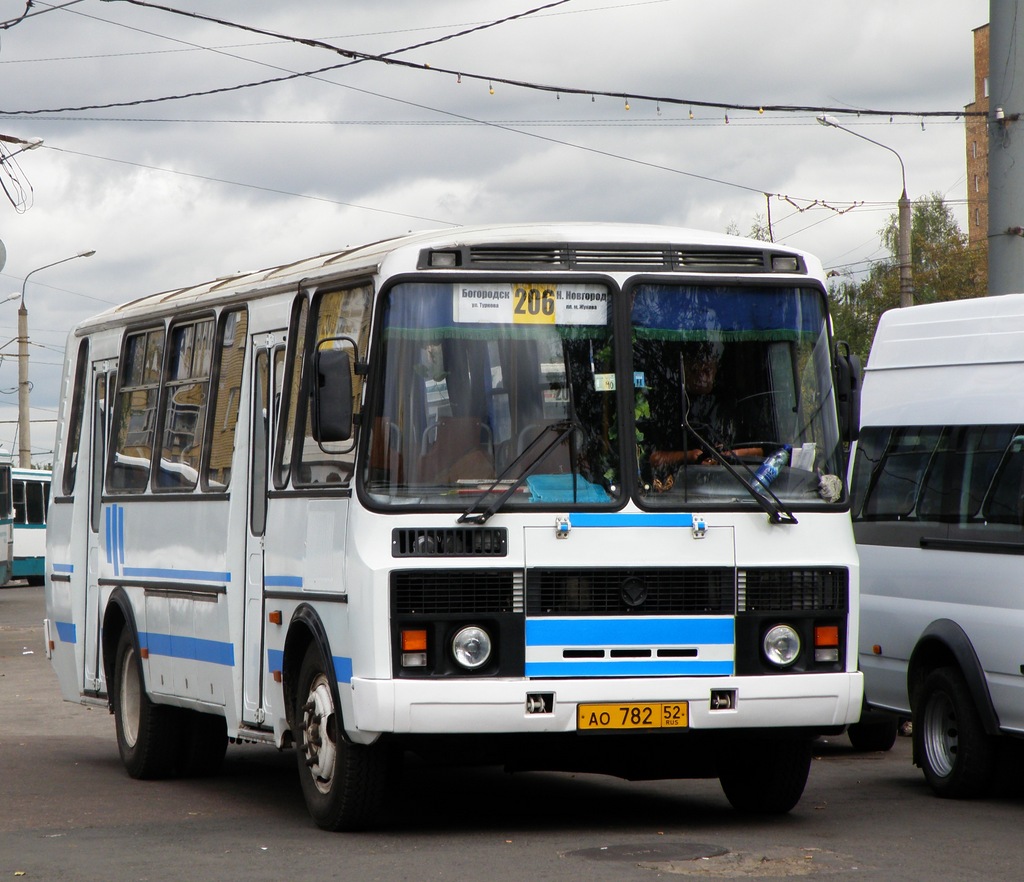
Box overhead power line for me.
[1,0,976,120]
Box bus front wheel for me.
[294,643,389,831]
[717,736,812,814]
[112,627,180,779]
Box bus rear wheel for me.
[717,736,812,814]
[294,643,389,831]
[112,627,180,779]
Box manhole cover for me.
[570,843,729,863]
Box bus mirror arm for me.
[833,341,861,443]
[312,348,354,443]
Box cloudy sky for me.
[0,0,988,463]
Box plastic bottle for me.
[752,445,791,492]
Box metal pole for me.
[818,115,913,307]
[987,0,1024,295]
[17,250,95,467]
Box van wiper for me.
[681,419,797,526]
[458,419,579,525]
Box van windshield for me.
[362,281,620,508]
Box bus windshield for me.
[634,284,844,507]
[363,280,620,508]
[362,280,844,510]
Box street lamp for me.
[17,250,96,467]
[817,115,913,309]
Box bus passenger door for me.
[242,337,284,725]
[84,365,113,694]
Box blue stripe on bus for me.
[568,512,695,528]
[122,566,231,583]
[140,632,235,666]
[52,563,73,573]
[525,660,734,677]
[264,575,302,588]
[526,617,733,646]
[55,621,76,644]
[266,649,351,684]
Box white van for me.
[851,293,1024,797]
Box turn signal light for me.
[402,630,428,652]
[814,624,840,663]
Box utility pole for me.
[987,0,1024,295]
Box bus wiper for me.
[458,419,580,525]
[681,419,798,526]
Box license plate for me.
[577,702,689,731]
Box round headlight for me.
[452,626,492,670]
[763,624,801,667]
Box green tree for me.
[829,193,986,363]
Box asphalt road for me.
[3,582,1024,881]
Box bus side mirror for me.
[834,341,861,443]
[312,348,353,443]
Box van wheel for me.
[718,736,812,814]
[916,666,995,798]
[112,627,180,779]
[294,643,390,831]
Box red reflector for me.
[402,630,428,652]
[814,625,839,647]
[140,647,150,659]
[268,610,283,626]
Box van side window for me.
[156,317,215,491]
[61,340,90,496]
[295,284,372,487]
[205,308,248,491]
[109,327,165,493]
[853,424,1024,533]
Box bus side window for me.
[295,284,372,487]
[109,327,165,493]
[61,340,90,497]
[156,317,215,491]
[204,308,248,491]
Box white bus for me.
[851,293,1024,796]
[44,223,863,830]
[12,467,50,585]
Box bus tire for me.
[847,717,898,752]
[916,666,996,798]
[718,736,812,814]
[112,627,180,780]
[294,643,389,831]
[177,710,228,778]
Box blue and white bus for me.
[44,223,863,830]
[12,467,50,585]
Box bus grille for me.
[392,570,524,614]
[737,568,848,612]
[392,527,507,557]
[526,567,735,616]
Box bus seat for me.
[419,416,494,483]
[513,421,572,476]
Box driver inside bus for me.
[645,341,760,491]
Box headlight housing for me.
[451,625,492,670]
[763,624,801,667]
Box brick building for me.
[966,23,989,256]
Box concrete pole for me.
[898,190,913,308]
[987,0,1024,295]
[16,303,29,468]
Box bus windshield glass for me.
[363,280,620,508]
[633,284,844,507]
